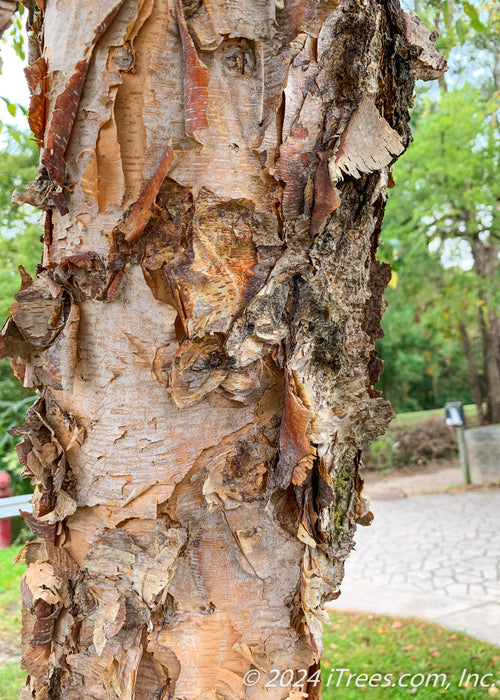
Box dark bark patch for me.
[367,350,384,394]
[320,3,375,142]
[45,542,80,581]
[311,321,345,371]
[134,646,170,699]
[220,38,257,76]
[143,189,279,338]
[362,260,392,342]
[306,660,322,699]
[169,335,229,409]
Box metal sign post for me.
[445,402,471,485]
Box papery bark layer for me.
[3,0,445,697]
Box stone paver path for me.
[329,489,500,646]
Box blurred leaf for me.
[388,271,398,289]
[463,1,488,31]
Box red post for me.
[0,471,12,548]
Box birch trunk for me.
[471,238,500,424]
[459,321,486,425]
[2,1,444,698]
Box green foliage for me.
[376,0,500,417]
[386,85,499,248]
[378,72,499,415]
[377,265,477,413]
[0,138,43,309]
[3,5,26,62]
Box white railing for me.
[0,495,32,519]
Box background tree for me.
[379,1,500,422]
[0,1,443,698]
[382,83,500,422]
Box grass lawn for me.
[0,545,26,699]
[0,545,498,698]
[322,611,499,699]
[390,405,478,430]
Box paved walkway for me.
[329,488,500,646]
[362,463,466,500]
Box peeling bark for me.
[0,0,17,40]
[4,1,445,698]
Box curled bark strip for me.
[176,1,210,134]
[310,151,340,237]
[104,266,125,300]
[41,59,88,189]
[93,0,127,44]
[38,1,127,212]
[51,252,107,299]
[27,94,46,147]
[0,269,80,391]
[24,56,48,146]
[277,374,315,490]
[21,600,57,680]
[49,251,131,302]
[12,395,82,536]
[45,542,80,580]
[1,272,64,351]
[329,95,404,182]
[24,57,47,103]
[352,473,373,527]
[20,511,57,544]
[122,144,175,243]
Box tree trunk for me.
[2,1,444,697]
[478,306,500,424]
[458,320,486,425]
[471,237,500,424]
